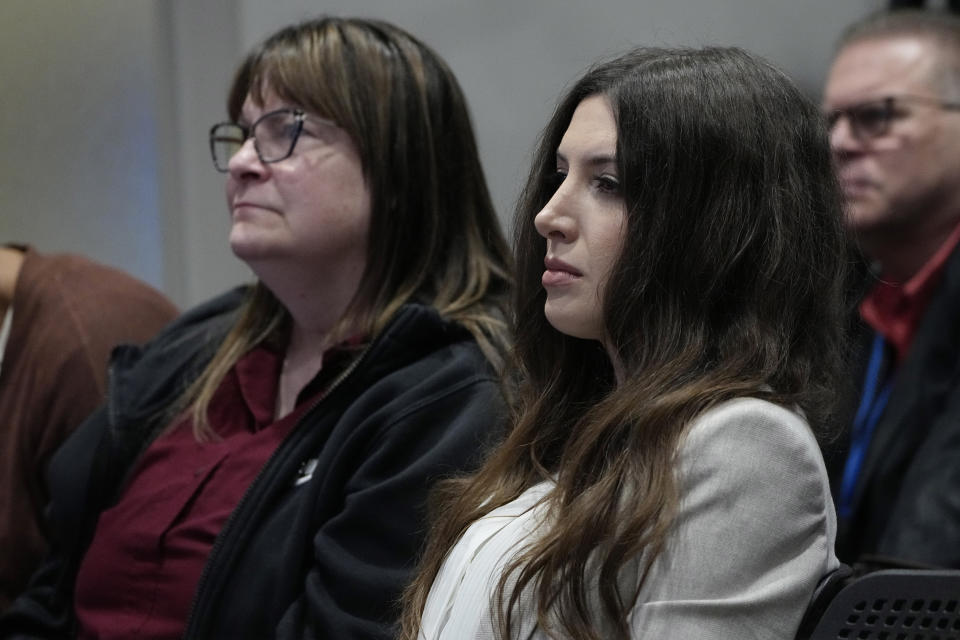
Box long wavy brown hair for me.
[178,17,512,438]
[401,46,848,639]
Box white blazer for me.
[419,397,839,639]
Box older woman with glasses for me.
[1,16,511,640]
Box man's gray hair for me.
[837,9,960,100]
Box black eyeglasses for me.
[825,94,960,140]
[209,108,334,172]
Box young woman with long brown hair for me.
[402,46,847,639]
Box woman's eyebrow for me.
[556,151,617,167]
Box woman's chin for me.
[229,231,275,264]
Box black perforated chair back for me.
[802,569,960,640]
[796,564,854,639]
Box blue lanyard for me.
[838,332,893,519]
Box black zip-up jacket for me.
[0,288,506,639]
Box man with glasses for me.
[822,9,960,570]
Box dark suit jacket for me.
[825,243,960,567]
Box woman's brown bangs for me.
[243,40,340,123]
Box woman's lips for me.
[542,257,582,287]
[233,201,267,211]
[231,201,279,220]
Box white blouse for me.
[419,397,839,639]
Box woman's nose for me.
[534,184,577,242]
[227,137,267,179]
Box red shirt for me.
[73,346,322,639]
[860,221,960,364]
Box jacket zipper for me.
[182,340,374,638]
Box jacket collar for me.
[850,239,960,517]
[105,288,469,437]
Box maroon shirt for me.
[73,346,319,639]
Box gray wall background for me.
[1,0,883,309]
